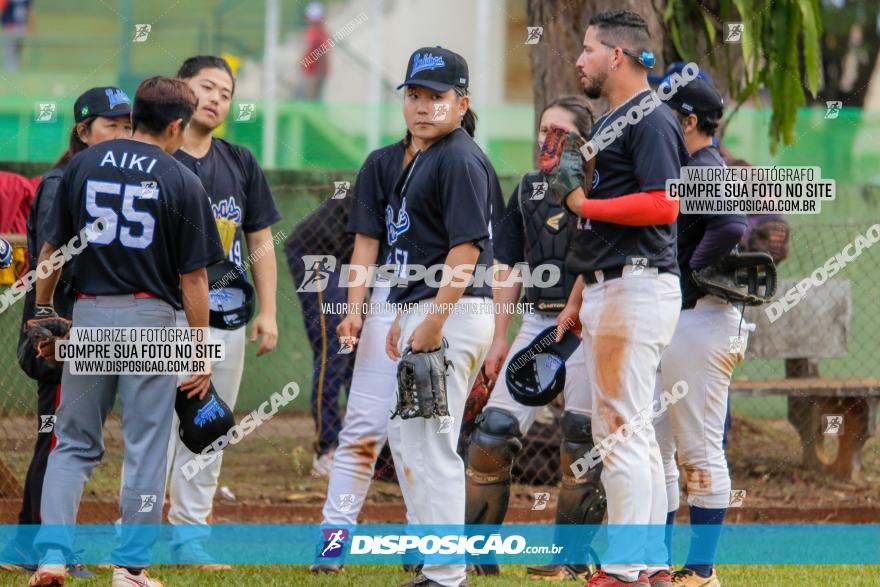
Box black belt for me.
[582,265,671,285]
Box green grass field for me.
[1,564,878,586]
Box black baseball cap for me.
[74,86,132,122]
[665,78,723,117]
[175,382,235,454]
[397,46,469,93]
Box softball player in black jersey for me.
[29,77,223,587]
[383,47,503,587]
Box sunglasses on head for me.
[600,41,656,69]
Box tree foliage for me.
[665,0,823,153]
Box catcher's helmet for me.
[175,383,236,454]
[506,325,580,406]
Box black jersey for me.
[45,138,224,309]
[383,128,504,304]
[567,90,689,276]
[174,138,282,270]
[347,141,407,264]
[677,145,747,308]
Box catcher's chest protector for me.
[518,172,577,313]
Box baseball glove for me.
[457,366,496,458]
[691,251,777,306]
[746,218,790,263]
[539,125,595,204]
[21,309,71,365]
[392,341,452,420]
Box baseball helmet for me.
[175,383,236,454]
[207,260,255,330]
[0,238,12,269]
[506,325,580,406]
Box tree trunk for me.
[527,0,669,133]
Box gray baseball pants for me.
[35,294,177,567]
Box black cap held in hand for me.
[397,46,469,93]
[175,383,235,454]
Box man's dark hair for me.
[675,109,722,137]
[177,55,236,92]
[589,10,652,55]
[132,76,198,135]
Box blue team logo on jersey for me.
[385,198,411,245]
[194,396,226,427]
[410,52,445,76]
[591,169,599,190]
[212,197,242,222]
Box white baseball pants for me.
[166,314,246,542]
[579,268,681,581]
[320,285,414,526]
[390,296,495,587]
[654,295,747,511]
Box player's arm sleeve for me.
[578,108,685,226]
[240,147,282,233]
[689,214,748,269]
[175,172,225,274]
[494,185,525,266]
[43,169,75,248]
[438,153,490,249]
[348,149,394,239]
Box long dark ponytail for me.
[53,118,96,168]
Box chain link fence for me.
[1,174,879,524]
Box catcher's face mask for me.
[506,325,580,407]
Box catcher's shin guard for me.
[556,411,606,558]
[465,408,523,526]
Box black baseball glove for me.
[691,251,777,306]
[393,341,452,420]
[23,305,72,363]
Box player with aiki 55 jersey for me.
[28,76,224,587]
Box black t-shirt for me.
[384,128,504,304]
[174,138,282,271]
[45,138,224,309]
[24,164,75,319]
[567,90,689,276]
[348,141,407,265]
[494,184,524,267]
[678,145,747,308]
